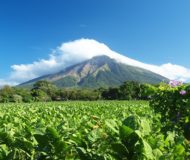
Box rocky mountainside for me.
[19,55,169,88]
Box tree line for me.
[0,80,157,103]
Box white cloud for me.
[1,38,190,86]
[9,55,61,83]
[0,79,17,87]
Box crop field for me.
[0,101,189,159]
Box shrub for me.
[150,80,190,140]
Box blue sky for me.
[1,0,190,84]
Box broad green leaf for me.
[105,120,119,134]
[174,144,185,155]
[119,125,134,141]
[140,119,151,135]
[152,149,163,159]
[142,140,154,159]
[112,143,129,157]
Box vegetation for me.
[0,101,189,159]
[0,80,190,159]
[101,81,156,100]
[0,80,156,102]
[150,80,190,141]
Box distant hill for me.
[19,55,169,88]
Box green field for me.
[0,101,189,159]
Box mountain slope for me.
[19,55,169,88]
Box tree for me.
[32,80,58,101]
[31,89,51,102]
[119,81,141,100]
[0,85,15,102]
[11,94,23,103]
[101,88,120,100]
[139,83,157,100]
[14,88,33,102]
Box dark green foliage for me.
[101,81,157,100]
[31,80,58,102]
[31,89,51,102]
[150,82,190,140]
[0,85,14,102]
[119,81,141,100]
[60,89,100,100]
[0,86,33,103]
[0,80,157,102]
[14,88,33,102]
[101,88,120,100]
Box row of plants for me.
[0,101,189,159]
